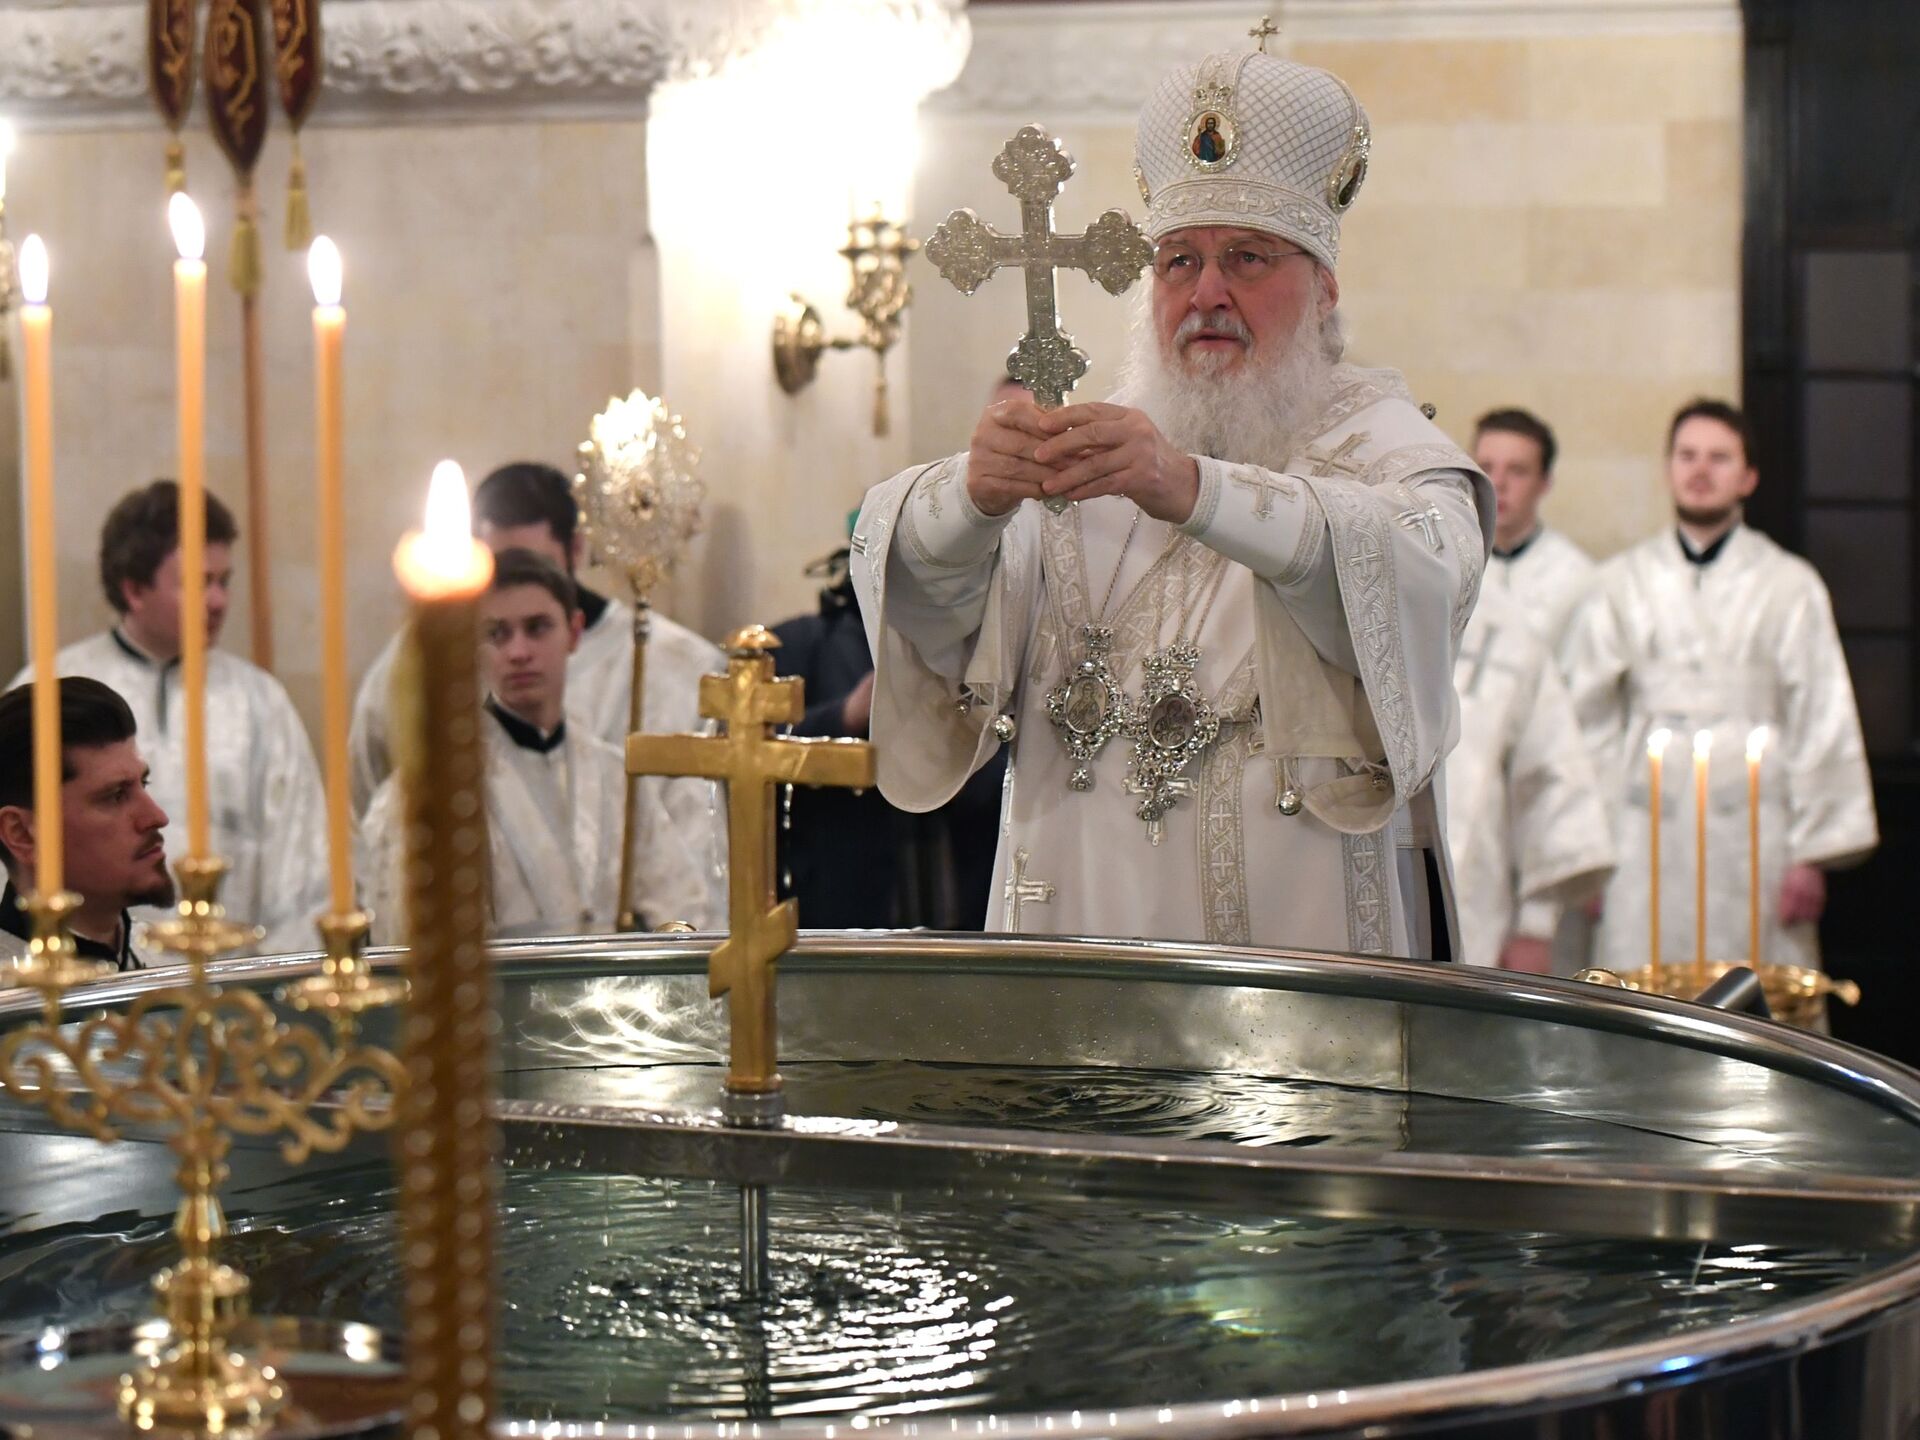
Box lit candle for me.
[309,237,353,916]
[19,236,62,897]
[1747,726,1769,971]
[1646,727,1671,990]
[391,460,497,1440]
[170,193,210,859]
[1693,728,1712,989]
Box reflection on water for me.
[508,1059,1761,1169]
[0,1166,1885,1421]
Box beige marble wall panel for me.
[4,118,655,733]
[913,15,1745,567]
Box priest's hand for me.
[966,393,1058,517]
[840,671,875,736]
[1778,862,1827,926]
[1030,402,1201,524]
[1498,936,1554,975]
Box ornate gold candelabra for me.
[1586,959,1859,1031]
[773,211,921,437]
[574,391,708,932]
[0,858,405,1436]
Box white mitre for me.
[1133,48,1371,269]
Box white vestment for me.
[1445,589,1615,969]
[1481,525,1596,653]
[361,706,713,943]
[1561,525,1878,973]
[854,365,1493,956]
[347,595,727,913]
[11,632,330,954]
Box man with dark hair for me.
[359,550,709,938]
[348,460,725,914]
[8,481,329,952]
[1562,398,1878,990]
[1473,407,1594,649]
[0,678,173,970]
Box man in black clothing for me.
[0,678,172,970]
[773,553,1003,928]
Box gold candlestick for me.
[1646,727,1671,989]
[170,193,212,859]
[627,625,875,1097]
[1692,729,1712,992]
[1747,726,1768,971]
[391,461,498,1440]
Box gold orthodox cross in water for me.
[1249,14,1281,52]
[627,625,875,1096]
[925,126,1155,512]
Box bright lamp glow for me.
[18,234,47,306]
[167,192,205,262]
[425,459,471,545]
[307,235,342,308]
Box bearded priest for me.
[854,49,1493,957]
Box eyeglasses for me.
[1152,241,1310,287]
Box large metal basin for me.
[0,932,1916,1438]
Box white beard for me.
[1120,295,1341,469]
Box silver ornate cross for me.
[1249,14,1281,52]
[926,126,1156,513]
[1305,433,1368,477]
[1003,847,1056,928]
[1397,504,1447,552]
[1126,774,1196,846]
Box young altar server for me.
[1561,399,1878,976]
[9,482,330,953]
[360,548,712,940]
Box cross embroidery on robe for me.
[1230,466,1296,521]
[1304,432,1368,477]
[1396,504,1446,552]
[1003,847,1055,927]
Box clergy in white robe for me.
[1445,589,1614,970]
[360,549,713,942]
[347,461,727,913]
[10,483,330,954]
[1471,408,1596,652]
[1562,400,1878,975]
[855,49,1493,957]
[0,677,172,971]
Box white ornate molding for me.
[0,0,969,127]
[931,0,1739,120]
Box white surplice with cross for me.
[1560,525,1878,974]
[1444,588,1615,969]
[853,365,1493,957]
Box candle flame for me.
[308,235,343,308]
[1746,726,1769,763]
[1693,729,1713,761]
[18,234,47,306]
[168,192,206,262]
[1647,727,1672,759]
[422,460,473,568]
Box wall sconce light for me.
[772,210,920,437]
